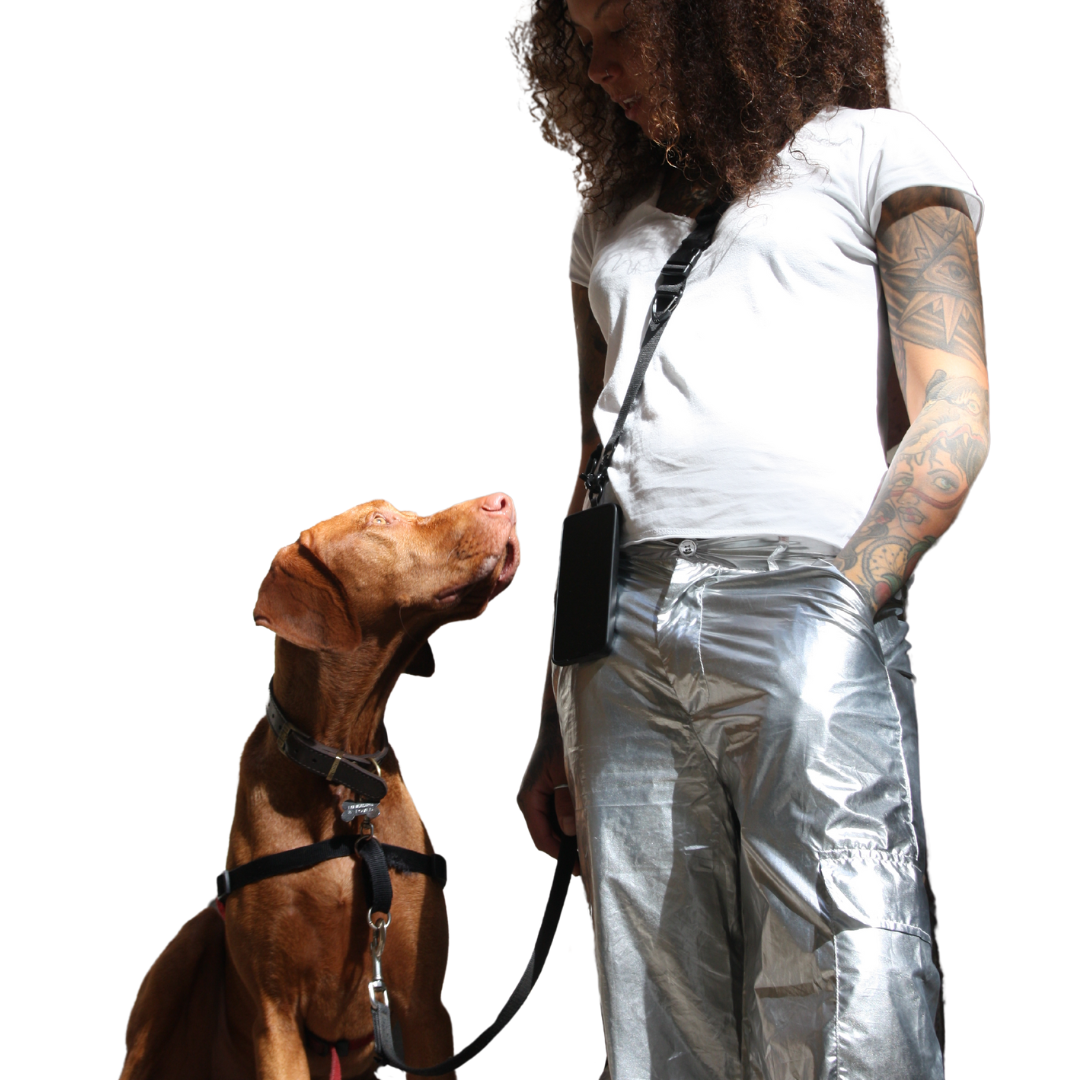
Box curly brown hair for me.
[512,0,891,216]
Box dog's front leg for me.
[252,1006,309,1080]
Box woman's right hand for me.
[517,695,577,861]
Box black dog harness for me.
[216,680,575,1075]
[217,681,445,918]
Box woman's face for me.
[565,0,658,137]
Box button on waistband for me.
[678,539,697,556]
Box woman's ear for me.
[253,534,360,652]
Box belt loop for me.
[766,539,788,572]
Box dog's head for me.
[252,493,519,672]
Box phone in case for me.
[551,502,621,666]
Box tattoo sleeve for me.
[835,191,990,611]
[877,188,985,400]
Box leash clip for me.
[342,801,381,824]
[369,977,389,1008]
[368,909,391,1006]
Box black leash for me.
[370,834,578,1075]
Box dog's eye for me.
[372,514,387,525]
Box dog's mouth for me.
[489,533,520,599]
[433,581,474,607]
[433,532,520,609]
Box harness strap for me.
[266,680,389,803]
[217,836,446,902]
[371,834,577,1075]
[355,835,393,918]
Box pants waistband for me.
[625,535,839,573]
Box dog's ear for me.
[404,640,435,677]
[253,532,360,652]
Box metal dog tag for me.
[341,801,381,823]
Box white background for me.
[1,2,1074,1077]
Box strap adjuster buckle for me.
[660,245,704,280]
[580,442,607,502]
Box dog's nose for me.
[479,492,514,517]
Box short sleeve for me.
[864,109,984,235]
[569,211,596,286]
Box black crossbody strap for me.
[583,198,727,507]
[372,835,577,1075]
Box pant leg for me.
[556,548,744,1080]
[874,584,946,1053]
[558,542,943,1080]
[689,560,942,1080]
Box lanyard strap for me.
[582,198,727,507]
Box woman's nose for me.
[588,44,618,85]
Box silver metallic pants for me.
[555,538,942,1080]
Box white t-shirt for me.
[570,107,983,550]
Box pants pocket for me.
[811,559,878,626]
[819,852,943,1079]
[818,850,930,942]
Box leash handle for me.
[371,834,578,1075]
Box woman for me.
[514,1,988,1078]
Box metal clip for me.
[648,293,681,329]
[368,909,391,1006]
[368,908,391,937]
[341,801,381,824]
[369,976,390,1008]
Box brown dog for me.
[121,493,520,1080]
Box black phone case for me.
[551,503,621,666]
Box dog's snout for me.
[480,492,514,518]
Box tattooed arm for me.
[518,282,606,860]
[835,186,990,612]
